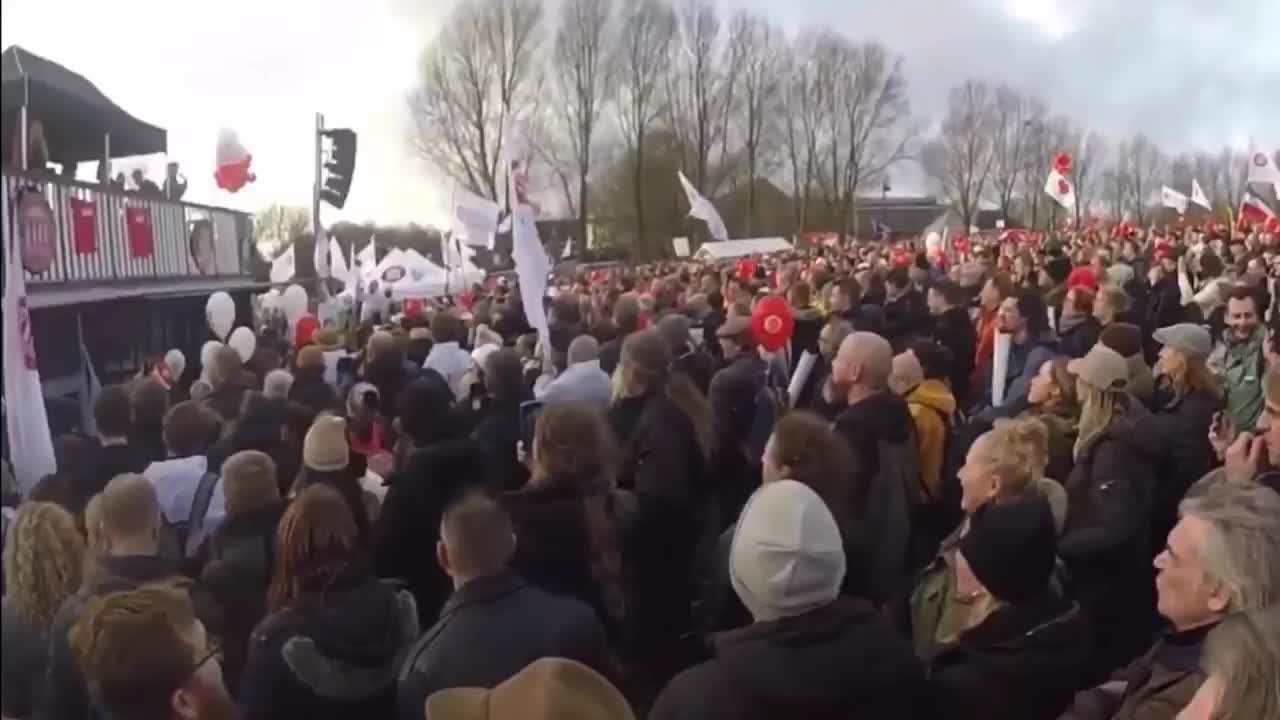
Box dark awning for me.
[1,45,167,164]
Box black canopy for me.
[1,45,166,165]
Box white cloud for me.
[1,0,451,226]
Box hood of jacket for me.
[279,576,418,699]
[839,390,913,444]
[907,379,956,417]
[934,592,1091,686]
[712,597,915,707]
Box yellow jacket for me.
[906,379,957,500]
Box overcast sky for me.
[3,0,1276,226]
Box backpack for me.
[160,471,221,561]
[858,437,917,604]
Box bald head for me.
[567,335,600,366]
[835,332,893,391]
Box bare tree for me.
[410,0,544,201]
[832,41,915,240]
[664,0,734,194]
[728,10,783,235]
[1197,147,1250,223]
[920,80,997,229]
[614,0,676,252]
[1069,129,1106,227]
[255,204,311,257]
[989,87,1045,222]
[779,34,828,232]
[547,0,615,243]
[1116,133,1166,226]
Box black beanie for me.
[960,497,1057,604]
[1044,256,1072,285]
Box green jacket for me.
[1211,327,1266,432]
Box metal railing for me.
[2,169,252,285]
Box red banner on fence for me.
[69,197,97,255]
[126,207,154,259]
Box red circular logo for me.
[1058,179,1071,195]
[16,189,54,274]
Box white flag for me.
[270,244,296,284]
[677,170,729,241]
[1247,141,1280,190]
[1191,179,1212,211]
[561,236,573,259]
[1043,169,1076,209]
[1161,186,1189,214]
[4,236,56,494]
[452,188,501,248]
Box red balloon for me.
[294,314,319,348]
[1053,151,1073,174]
[214,156,256,193]
[737,258,758,282]
[403,298,424,318]
[751,295,795,353]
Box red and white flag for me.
[3,234,56,493]
[1237,189,1278,231]
[1247,141,1280,199]
[1190,179,1212,211]
[1043,169,1076,209]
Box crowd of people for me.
[3,223,1280,720]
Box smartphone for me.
[519,400,546,451]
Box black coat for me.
[502,481,610,623]
[239,573,418,720]
[2,600,47,718]
[396,572,610,720]
[362,354,412,422]
[370,437,491,627]
[833,391,916,604]
[649,598,925,720]
[790,306,824,356]
[289,369,338,413]
[931,306,977,409]
[197,504,285,694]
[609,392,708,675]
[1147,387,1221,553]
[1058,316,1103,359]
[471,399,529,492]
[37,555,215,720]
[74,442,149,514]
[1060,420,1159,682]
[926,593,1092,720]
[883,289,930,349]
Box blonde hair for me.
[972,427,1036,497]
[2,502,87,634]
[992,417,1068,529]
[1201,607,1280,720]
[1074,382,1127,460]
[1163,349,1220,399]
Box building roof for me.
[694,237,792,260]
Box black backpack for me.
[159,471,221,561]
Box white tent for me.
[694,237,793,260]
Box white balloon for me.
[205,291,235,341]
[228,327,257,363]
[262,288,282,311]
[281,284,309,324]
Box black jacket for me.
[362,353,413,422]
[239,572,418,720]
[600,332,635,377]
[197,504,285,693]
[289,369,339,413]
[37,555,214,720]
[833,391,916,604]
[74,442,149,515]
[1058,316,1103,359]
[926,592,1092,720]
[649,598,925,720]
[203,376,254,425]
[883,288,930,349]
[608,391,707,673]
[370,437,491,627]
[502,481,610,624]
[791,306,824,357]
[2,600,48,718]
[931,306,977,409]
[1146,387,1220,554]
[396,572,609,720]
[1060,419,1160,681]
[471,399,529,492]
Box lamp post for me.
[881,176,891,238]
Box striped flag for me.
[3,234,56,494]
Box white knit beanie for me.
[730,480,846,622]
